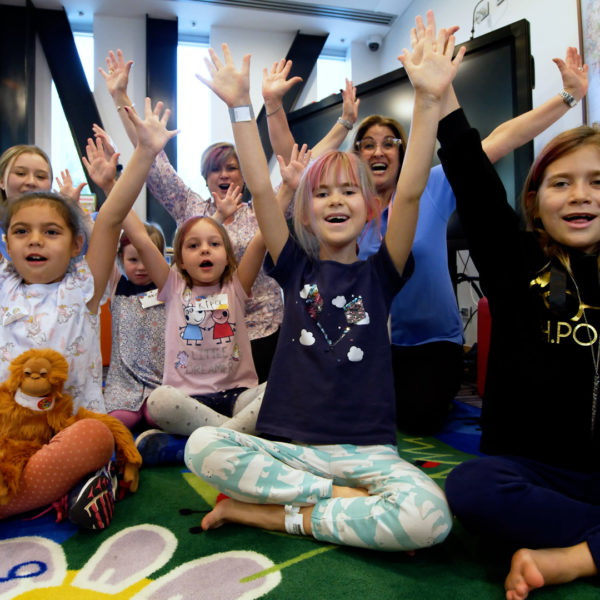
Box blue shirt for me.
[358,165,464,347]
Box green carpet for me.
[0,433,597,599]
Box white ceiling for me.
[11,0,413,51]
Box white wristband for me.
[229,105,255,122]
[284,504,305,536]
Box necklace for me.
[569,274,599,438]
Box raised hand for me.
[213,183,243,222]
[82,137,119,193]
[410,11,459,66]
[99,49,133,98]
[262,59,303,104]
[92,123,118,160]
[123,98,179,157]
[277,143,311,192]
[197,43,251,108]
[553,46,588,103]
[340,79,360,127]
[399,12,465,101]
[56,169,87,202]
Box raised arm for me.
[385,14,465,273]
[198,44,288,263]
[85,99,178,312]
[262,59,303,161]
[82,135,119,196]
[310,79,360,158]
[99,49,139,147]
[481,47,588,163]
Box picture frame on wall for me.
[578,0,600,125]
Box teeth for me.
[27,256,45,261]
[371,163,387,172]
[326,216,348,223]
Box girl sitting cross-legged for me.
[183,19,464,552]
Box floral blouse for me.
[146,150,283,340]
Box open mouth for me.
[200,260,213,268]
[370,162,387,173]
[563,214,596,223]
[218,184,230,192]
[325,215,349,224]
[26,254,47,263]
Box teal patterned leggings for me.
[185,427,452,551]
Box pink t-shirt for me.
[159,268,258,396]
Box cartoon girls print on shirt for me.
[180,303,206,345]
[299,283,369,362]
[212,309,234,344]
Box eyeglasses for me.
[355,137,402,152]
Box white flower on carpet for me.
[0,524,281,599]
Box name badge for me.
[139,289,163,309]
[195,293,228,311]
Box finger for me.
[152,99,164,116]
[110,152,121,166]
[281,59,292,76]
[415,15,425,39]
[160,108,172,126]
[221,42,234,65]
[452,44,467,68]
[75,182,87,194]
[426,9,436,34]
[82,157,91,172]
[241,53,251,77]
[410,27,418,49]
[207,47,223,70]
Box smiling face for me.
[121,244,152,286]
[205,156,244,201]
[357,124,402,202]
[1,152,52,201]
[310,171,368,263]
[534,145,600,253]
[6,201,83,284]
[179,219,229,286]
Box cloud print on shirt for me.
[299,329,316,346]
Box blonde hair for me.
[293,151,381,261]
[0,145,53,202]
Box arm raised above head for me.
[482,47,588,163]
[85,98,178,312]
[99,49,139,148]
[385,11,465,274]
[198,44,288,264]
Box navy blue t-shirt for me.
[257,236,412,445]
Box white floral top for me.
[0,257,106,412]
[146,150,283,340]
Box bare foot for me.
[505,544,597,600]
[201,498,233,530]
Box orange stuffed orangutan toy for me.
[0,348,142,506]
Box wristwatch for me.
[559,89,578,108]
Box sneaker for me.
[135,429,186,466]
[67,464,115,531]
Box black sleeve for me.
[437,109,527,296]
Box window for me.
[177,40,211,199]
[50,32,94,190]
[316,50,350,102]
